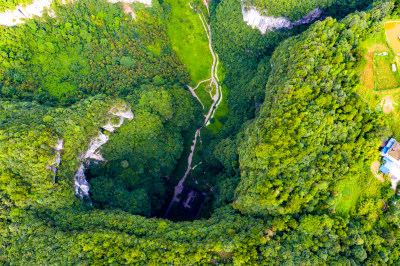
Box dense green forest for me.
[0,0,202,216]
[234,6,392,216]
[0,0,188,105]
[1,0,400,264]
[0,0,33,12]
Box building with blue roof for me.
[380,157,394,175]
[379,138,400,191]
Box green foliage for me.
[211,0,282,137]
[120,56,137,68]
[0,0,33,12]
[90,176,151,215]
[234,2,394,216]
[1,206,268,264]
[87,86,201,214]
[1,0,400,265]
[163,0,213,85]
[0,0,188,105]
[0,96,126,208]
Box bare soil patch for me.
[122,2,136,19]
[362,43,390,89]
[371,160,385,182]
[381,95,396,114]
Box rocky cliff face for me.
[74,105,134,198]
[241,2,322,34]
[0,0,53,26]
[46,138,64,184]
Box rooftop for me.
[388,141,400,161]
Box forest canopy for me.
[1,0,400,264]
[0,0,188,105]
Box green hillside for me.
[1,0,400,264]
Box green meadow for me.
[164,0,213,85]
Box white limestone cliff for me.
[103,105,134,133]
[242,5,290,34]
[47,138,64,176]
[0,0,53,26]
[74,104,134,198]
[74,164,90,197]
[83,132,109,161]
[241,3,322,34]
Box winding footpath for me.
[164,3,223,218]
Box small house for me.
[392,64,397,72]
[380,138,400,190]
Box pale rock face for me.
[103,105,134,132]
[109,105,134,119]
[74,104,134,198]
[242,5,290,34]
[83,132,109,161]
[47,138,64,177]
[102,119,123,133]
[0,0,53,26]
[241,2,322,34]
[74,164,90,197]
[53,138,64,151]
[89,151,106,162]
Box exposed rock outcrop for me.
[0,0,52,26]
[102,105,134,133]
[47,139,64,182]
[242,5,291,33]
[74,164,89,197]
[241,2,322,34]
[83,132,109,161]
[74,104,134,198]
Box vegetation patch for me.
[163,0,213,85]
[0,0,188,105]
[373,52,400,91]
[357,23,400,139]
[335,165,383,216]
[195,82,212,111]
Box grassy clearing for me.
[206,62,229,133]
[163,0,230,135]
[335,164,383,216]
[163,0,212,85]
[146,39,162,57]
[206,84,230,133]
[374,54,400,91]
[196,82,212,111]
[358,28,400,108]
[357,23,400,139]
[346,24,400,217]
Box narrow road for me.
[164,2,222,218]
